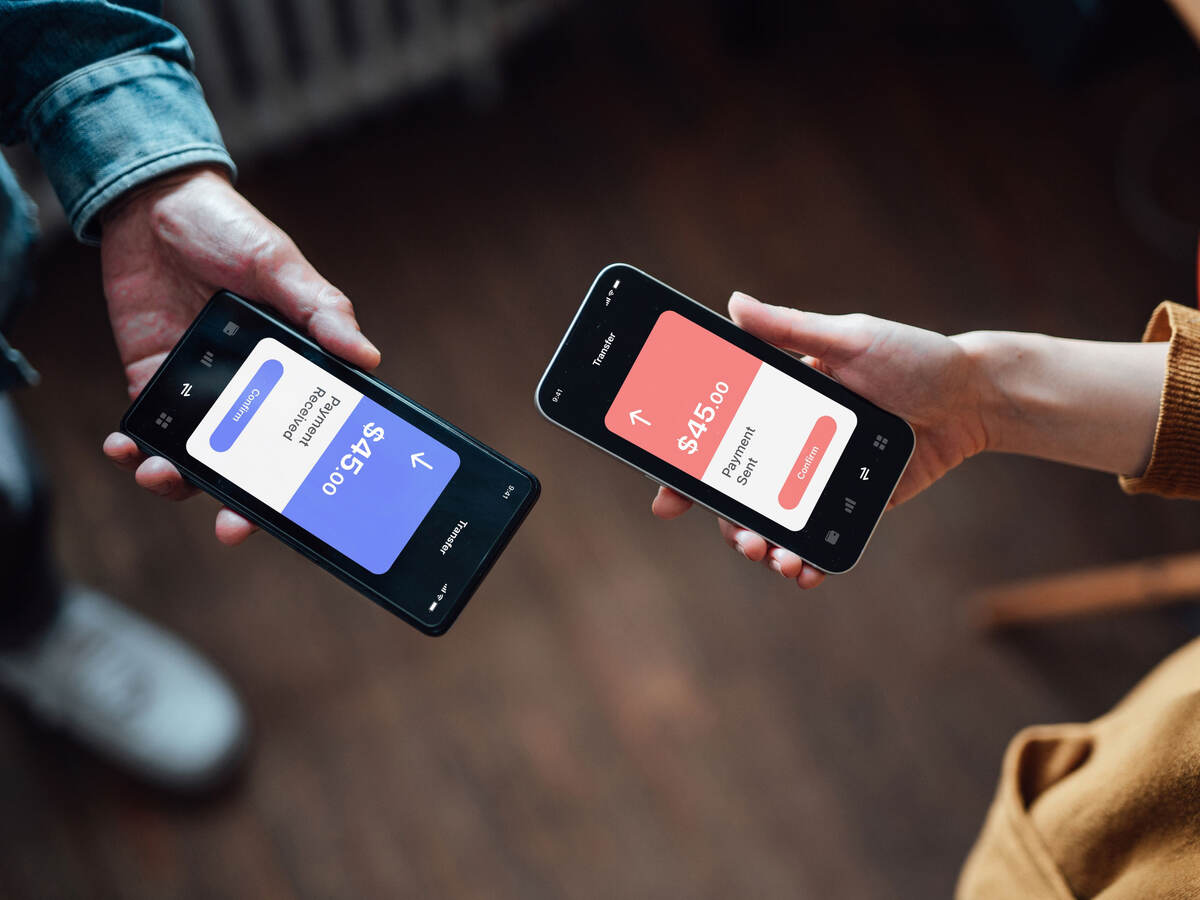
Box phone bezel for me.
[535,264,913,574]
[122,291,539,635]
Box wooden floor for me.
[4,8,1199,898]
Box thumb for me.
[239,226,381,371]
[728,291,863,365]
[147,167,383,371]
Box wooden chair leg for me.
[974,552,1200,629]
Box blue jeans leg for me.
[0,395,61,649]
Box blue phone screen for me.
[186,338,459,574]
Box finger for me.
[651,485,693,519]
[765,546,806,579]
[103,432,147,473]
[796,564,827,590]
[245,230,381,371]
[123,353,168,400]
[717,518,768,562]
[799,354,837,380]
[215,507,258,545]
[134,456,199,501]
[728,291,865,365]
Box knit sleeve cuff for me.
[1120,301,1200,498]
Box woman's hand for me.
[98,166,380,545]
[652,291,991,589]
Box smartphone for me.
[122,291,539,635]
[536,264,913,574]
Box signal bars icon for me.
[844,497,856,514]
[604,278,621,306]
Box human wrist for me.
[949,329,1167,474]
[949,330,1017,455]
[99,163,230,231]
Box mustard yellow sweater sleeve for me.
[957,638,1200,899]
[1120,301,1200,497]
[956,303,1200,900]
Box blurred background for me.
[4,0,1200,897]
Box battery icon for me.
[613,279,620,289]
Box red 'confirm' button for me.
[778,416,838,510]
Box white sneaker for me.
[0,586,247,789]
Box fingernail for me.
[734,541,747,557]
[362,336,381,357]
[768,550,791,576]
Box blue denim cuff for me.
[24,52,235,245]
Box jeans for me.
[0,0,236,643]
[0,395,60,649]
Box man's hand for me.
[652,291,990,590]
[100,166,381,545]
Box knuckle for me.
[244,226,287,280]
[843,312,871,329]
[315,283,353,316]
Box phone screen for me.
[186,338,459,574]
[604,311,856,532]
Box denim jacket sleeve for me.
[0,1,235,244]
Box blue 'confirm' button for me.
[209,358,284,452]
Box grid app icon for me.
[155,412,173,429]
[873,434,888,450]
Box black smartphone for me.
[122,291,539,635]
[536,264,913,574]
